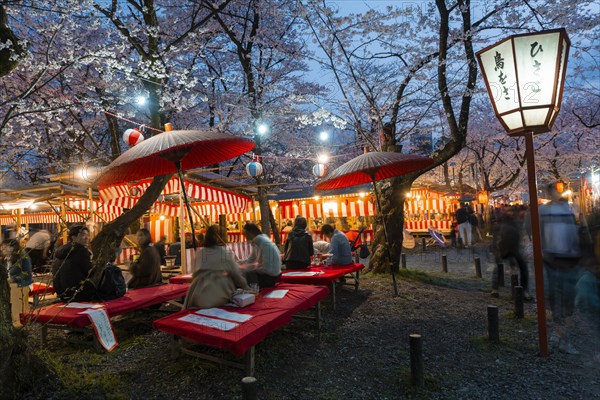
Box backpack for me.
[359,243,370,259]
[96,263,126,301]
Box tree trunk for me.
[89,174,172,282]
[257,185,271,237]
[369,178,412,273]
[269,207,280,245]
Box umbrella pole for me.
[371,176,399,296]
[176,165,197,249]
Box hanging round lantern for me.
[312,163,327,178]
[129,187,140,196]
[246,161,263,177]
[123,128,145,146]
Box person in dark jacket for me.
[52,224,96,302]
[154,235,167,265]
[283,216,314,269]
[128,228,162,289]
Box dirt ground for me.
[16,241,600,400]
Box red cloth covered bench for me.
[22,283,190,348]
[278,263,365,309]
[153,283,328,376]
[29,283,55,307]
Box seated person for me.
[313,240,331,254]
[239,223,281,288]
[52,224,97,302]
[283,216,314,269]
[25,229,51,273]
[128,228,162,289]
[2,238,33,326]
[321,224,353,266]
[168,237,182,266]
[184,225,249,309]
[154,235,167,265]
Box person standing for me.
[52,224,96,302]
[25,229,51,273]
[490,206,531,300]
[240,223,281,288]
[184,225,248,309]
[321,224,353,266]
[128,228,162,289]
[2,239,33,326]
[540,182,582,354]
[283,216,314,269]
[455,202,472,248]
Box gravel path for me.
[22,241,600,400]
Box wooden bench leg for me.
[331,283,336,310]
[170,335,181,360]
[245,346,255,377]
[41,325,48,346]
[355,271,360,292]
[316,301,322,331]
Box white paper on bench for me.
[263,289,288,299]
[283,271,322,277]
[63,303,104,309]
[179,314,238,331]
[195,308,253,323]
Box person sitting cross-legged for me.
[320,224,353,266]
[239,223,282,289]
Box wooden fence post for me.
[409,334,424,387]
[487,305,499,343]
[441,255,448,273]
[514,286,524,318]
[474,257,482,278]
[242,376,257,400]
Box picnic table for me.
[153,283,328,376]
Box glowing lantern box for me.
[476,28,570,136]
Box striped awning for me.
[98,176,249,211]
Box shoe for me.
[558,340,580,355]
[491,290,499,298]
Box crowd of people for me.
[3,197,598,361]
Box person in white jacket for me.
[240,223,281,288]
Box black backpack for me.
[96,263,126,301]
[359,243,370,259]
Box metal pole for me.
[371,176,398,296]
[524,132,548,357]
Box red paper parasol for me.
[315,151,434,295]
[96,129,255,187]
[96,129,255,249]
[314,152,434,191]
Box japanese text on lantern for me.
[529,41,543,95]
[494,51,510,100]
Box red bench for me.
[22,283,190,349]
[278,263,365,309]
[29,283,55,307]
[153,283,328,376]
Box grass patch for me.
[35,348,128,399]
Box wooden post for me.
[441,254,448,273]
[514,286,524,318]
[421,237,426,252]
[474,257,482,278]
[511,274,519,299]
[241,376,257,400]
[179,191,187,274]
[401,253,407,269]
[409,334,424,387]
[487,305,499,343]
[497,263,505,287]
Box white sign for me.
[79,308,118,352]
[195,308,253,323]
[263,289,289,299]
[179,313,238,331]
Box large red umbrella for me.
[96,129,255,247]
[96,129,255,187]
[315,151,434,295]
